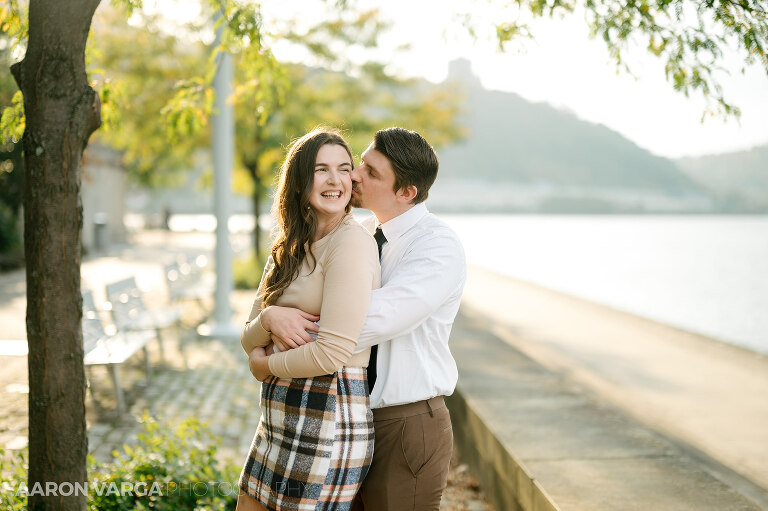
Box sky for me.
[147,0,768,159]
[351,0,768,159]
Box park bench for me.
[105,276,183,364]
[164,256,214,328]
[82,289,154,417]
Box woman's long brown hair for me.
[260,128,353,307]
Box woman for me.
[237,128,380,511]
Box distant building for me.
[123,149,253,231]
[428,179,714,214]
[82,143,127,251]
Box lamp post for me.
[198,14,240,341]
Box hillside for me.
[437,60,702,194]
[676,145,768,211]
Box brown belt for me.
[372,396,446,421]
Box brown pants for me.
[351,396,453,511]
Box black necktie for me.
[368,226,386,393]
[374,226,386,259]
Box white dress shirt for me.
[354,203,466,408]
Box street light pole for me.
[199,14,240,341]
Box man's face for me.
[350,143,398,215]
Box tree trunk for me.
[10,1,102,509]
[247,163,262,257]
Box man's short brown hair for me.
[373,127,439,204]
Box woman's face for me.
[308,143,353,221]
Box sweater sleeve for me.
[268,227,379,377]
[240,257,274,353]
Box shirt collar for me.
[379,203,429,243]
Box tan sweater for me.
[241,214,380,378]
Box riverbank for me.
[458,265,768,506]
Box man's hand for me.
[270,333,315,352]
[271,334,292,352]
[261,306,319,349]
[248,347,271,381]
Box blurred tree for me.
[487,0,768,117]
[87,7,211,188]
[0,32,23,262]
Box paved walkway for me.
[460,265,768,509]
[0,230,490,510]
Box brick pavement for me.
[86,332,262,465]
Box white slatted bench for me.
[82,290,154,417]
[105,277,183,364]
[164,257,214,327]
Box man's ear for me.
[397,185,418,203]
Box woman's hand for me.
[261,306,320,349]
[248,347,271,381]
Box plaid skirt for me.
[239,367,374,511]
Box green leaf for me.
[0,90,25,144]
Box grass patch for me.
[232,249,269,290]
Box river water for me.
[439,214,768,355]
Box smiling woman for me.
[236,128,380,511]
[309,143,353,234]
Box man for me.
[252,127,466,510]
